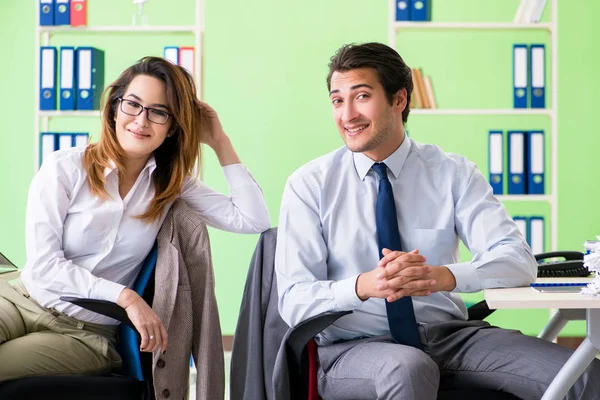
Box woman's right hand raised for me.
[117,288,168,353]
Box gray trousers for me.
[317,320,600,400]
[0,281,121,381]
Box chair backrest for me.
[118,242,158,381]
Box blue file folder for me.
[527,130,545,194]
[163,46,179,65]
[513,44,529,109]
[529,216,545,254]
[411,0,431,21]
[396,1,411,21]
[530,44,546,108]
[54,0,70,25]
[74,133,89,147]
[507,131,526,195]
[40,46,57,110]
[39,0,55,26]
[59,46,76,110]
[488,130,504,195]
[513,216,528,243]
[76,47,105,110]
[40,132,57,167]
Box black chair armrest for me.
[467,300,495,321]
[59,296,135,331]
[286,310,352,398]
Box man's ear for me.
[395,88,408,110]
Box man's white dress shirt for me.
[276,137,537,345]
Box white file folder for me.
[74,133,89,147]
[59,134,74,150]
[40,132,57,166]
[529,217,545,254]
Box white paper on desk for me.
[531,286,584,293]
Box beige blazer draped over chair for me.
[152,199,225,400]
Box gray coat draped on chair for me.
[230,227,292,400]
[153,199,225,400]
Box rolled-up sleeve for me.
[446,165,537,293]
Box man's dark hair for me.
[327,42,412,123]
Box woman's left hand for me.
[197,100,228,149]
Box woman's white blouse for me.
[20,146,270,324]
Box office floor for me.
[188,351,231,400]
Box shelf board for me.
[394,22,552,31]
[496,195,552,202]
[39,111,101,118]
[410,109,553,116]
[38,25,198,34]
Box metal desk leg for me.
[541,309,600,400]
[538,309,586,342]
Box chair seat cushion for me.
[0,375,145,400]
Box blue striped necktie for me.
[372,162,422,349]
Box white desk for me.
[485,277,600,400]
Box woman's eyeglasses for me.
[116,98,171,125]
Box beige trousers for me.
[0,280,121,382]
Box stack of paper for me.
[581,238,600,297]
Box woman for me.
[0,56,270,380]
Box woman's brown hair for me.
[83,56,202,222]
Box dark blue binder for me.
[396,1,411,21]
[411,0,431,21]
[40,132,58,167]
[76,47,105,110]
[513,44,529,109]
[530,44,546,108]
[39,0,55,26]
[527,130,545,194]
[40,46,57,110]
[59,46,76,110]
[54,0,70,25]
[488,130,504,195]
[507,131,526,195]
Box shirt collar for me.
[103,156,157,177]
[353,135,412,180]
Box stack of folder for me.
[40,46,105,111]
[488,130,545,195]
[40,132,89,166]
[395,0,432,21]
[164,47,195,77]
[513,216,545,254]
[39,0,87,26]
[410,68,436,109]
[513,44,546,109]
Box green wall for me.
[1,0,599,336]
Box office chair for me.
[0,243,159,400]
[284,309,520,400]
[286,251,589,400]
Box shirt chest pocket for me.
[407,228,457,266]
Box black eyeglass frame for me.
[116,97,172,125]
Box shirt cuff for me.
[222,164,257,188]
[332,274,365,310]
[92,279,127,303]
[446,262,482,293]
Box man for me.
[275,42,600,399]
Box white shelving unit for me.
[388,0,558,252]
[34,0,205,171]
